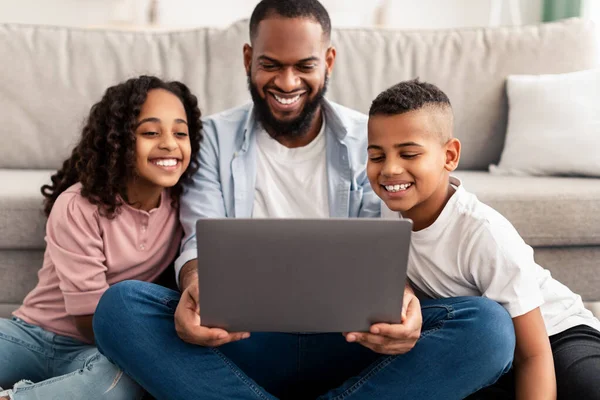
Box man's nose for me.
[274,67,300,93]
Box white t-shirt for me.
[397,176,600,336]
[253,122,329,218]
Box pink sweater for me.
[14,183,181,343]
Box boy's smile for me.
[367,109,460,230]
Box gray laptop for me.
[196,218,412,333]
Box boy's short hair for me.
[369,78,451,115]
[369,79,453,142]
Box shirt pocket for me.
[348,187,364,217]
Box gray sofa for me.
[1,18,599,318]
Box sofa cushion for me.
[454,171,600,247]
[0,169,53,249]
[0,19,597,170]
[490,68,600,177]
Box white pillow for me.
[490,68,600,177]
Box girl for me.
[0,75,202,399]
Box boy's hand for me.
[344,286,422,355]
[174,280,250,347]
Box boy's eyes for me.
[369,153,419,162]
[175,132,189,137]
[141,131,159,136]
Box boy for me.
[366,79,600,399]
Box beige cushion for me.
[0,169,53,249]
[490,68,600,177]
[0,19,597,170]
[454,171,600,247]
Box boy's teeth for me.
[384,183,411,192]
[274,94,300,105]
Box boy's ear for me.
[444,138,461,172]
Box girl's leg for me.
[551,324,600,400]
[6,351,144,400]
[0,317,50,388]
[0,317,144,400]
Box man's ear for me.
[325,46,336,76]
[444,138,461,172]
[243,44,253,76]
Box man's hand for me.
[174,260,250,347]
[343,285,422,355]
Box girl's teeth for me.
[154,159,178,167]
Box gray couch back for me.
[0,18,597,170]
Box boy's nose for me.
[382,161,404,176]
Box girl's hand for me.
[174,280,250,347]
[343,286,422,355]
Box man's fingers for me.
[202,331,251,347]
[346,332,390,346]
[369,323,412,339]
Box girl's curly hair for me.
[41,75,202,218]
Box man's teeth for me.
[274,94,300,105]
[384,183,412,192]
[153,159,178,167]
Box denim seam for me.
[211,348,272,400]
[419,304,455,338]
[328,355,396,400]
[0,332,47,356]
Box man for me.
[93,1,515,399]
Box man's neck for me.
[267,108,323,149]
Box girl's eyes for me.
[142,131,159,136]
[369,156,385,163]
[176,132,189,137]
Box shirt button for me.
[141,225,147,232]
[139,244,146,250]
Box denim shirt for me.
[174,99,381,285]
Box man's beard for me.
[248,74,329,140]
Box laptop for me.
[196,218,412,333]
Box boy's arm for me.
[512,307,556,400]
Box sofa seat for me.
[454,171,600,247]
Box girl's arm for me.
[513,307,556,400]
[74,315,95,343]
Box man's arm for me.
[175,119,226,288]
[179,259,198,291]
[74,315,95,343]
[173,119,249,347]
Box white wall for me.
[0,0,543,29]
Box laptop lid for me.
[196,218,412,332]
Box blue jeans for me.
[0,317,144,399]
[94,281,516,400]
